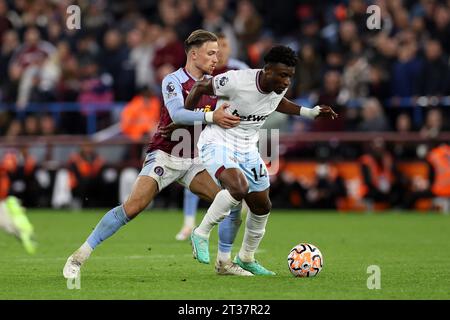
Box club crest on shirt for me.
[166,82,177,98]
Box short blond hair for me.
[184,29,218,53]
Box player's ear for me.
[264,65,273,78]
[189,47,198,60]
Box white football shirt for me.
[198,69,287,153]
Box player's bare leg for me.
[189,169,252,275]
[190,169,247,261]
[234,188,275,275]
[63,176,159,279]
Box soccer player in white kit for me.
[187,46,338,275]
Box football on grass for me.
[287,243,323,277]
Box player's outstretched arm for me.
[276,98,338,119]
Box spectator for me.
[390,39,422,97]
[152,27,185,84]
[1,146,38,207]
[313,70,346,131]
[0,0,12,41]
[5,118,22,138]
[77,58,114,132]
[212,32,249,76]
[127,23,160,92]
[367,65,390,103]
[176,0,202,41]
[23,114,40,136]
[404,142,450,209]
[233,0,262,57]
[430,5,450,54]
[417,39,450,96]
[359,138,403,208]
[269,158,304,209]
[0,30,19,102]
[420,108,445,138]
[342,54,370,100]
[357,98,390,132]
[302,162,347,210]
[120,86,161,142]
[55,41,79,102]
[393,113,417,159]
[337,20,359,54]
[201,0,239,58]
[293,43,322,97]
[40,113,57,135]
[9,27,56,109]
[100,29,135,101]
[67,143,106,208]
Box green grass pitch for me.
[1,209,449,300]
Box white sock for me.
[195,190,240,238]
[217,250,231,263]
[183,215,195,228]
[238,211,270,263]
[73,242,93,264]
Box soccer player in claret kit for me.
[187,45,338,275]
[176,32,250,241]
[63,30,256,279]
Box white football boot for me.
[63,255,82,279]
[63,243,92,279]
[215,259,254,276]
[175,225,193,241]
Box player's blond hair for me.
[184,29,218,53]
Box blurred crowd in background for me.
[0,0,449,137]
[0,0,449,210]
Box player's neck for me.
[184,62,204,80]
[258,70,271,93]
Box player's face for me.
[267,64,295,94]
[194,41,219,75]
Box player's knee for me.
[123,199,147,219]
[251,200,272,215]
[228,182,249,201]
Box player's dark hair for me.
[264,45,298,67]
[185,29,218,53]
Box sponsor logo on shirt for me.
[231,109,269,122]
[193,105,211,113]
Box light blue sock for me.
[183,188,200,218]
[218,205,242,254]
[87,205,130,249]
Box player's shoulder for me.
[216,68,259,81]
[162,68,189,86]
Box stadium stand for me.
[0,0,449,211]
